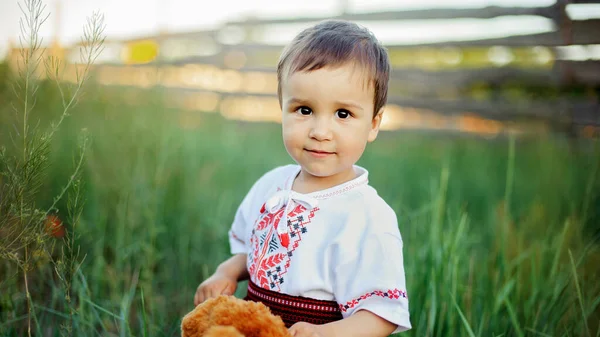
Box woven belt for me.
[244,280,343,328]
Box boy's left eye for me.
[296,107,312,115]
[336,109,351,119]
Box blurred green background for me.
[1,62,599,336]
[1,0,600,336]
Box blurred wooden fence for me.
[6,0,600,137]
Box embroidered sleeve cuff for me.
[339,295,411,334]
[228,230,246,254]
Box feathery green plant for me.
[0,0,105,336]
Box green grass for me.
[1,78,599,336]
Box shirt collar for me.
[283,165,369,200]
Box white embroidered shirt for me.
[229,164,411,333]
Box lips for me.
[305,148,334,154]
[304,148,335,158]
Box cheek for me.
[347,139,368,157]
[338,127,369,155]
[282,118,305,135]
[282,122,303,147]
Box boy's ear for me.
[368,107,385,142]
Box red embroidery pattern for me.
[255,208,285,231]
[245,279,343,328]
[255,253,286,288]
[246,280,340,312]
[248,204,319,291]
[283,207,318,271]
[339,289,408,313]
[229,230,243,243]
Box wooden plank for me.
[389,96,598,126]
[390,62,600,87]
[205,60,600,87]
[571,107,599,126]
[63,7,600,52]
[387,69,555,97]
[569,0,600,3]
[393,19,600,46]
[554,60,600,86]
[155,54,223,66]
[88,56,600,90]
[220,19,600,49]
[227,66,559,89]
[385,96,568,120]
[224,5,559,25]
[152,84,597,123]
[89,74,598,125]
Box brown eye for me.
[297,107,312,115]
[336,109,350,119]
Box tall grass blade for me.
[451,294,476,337]
[141,286,149,337]
[569,250,591,337]
[503,297,524,337]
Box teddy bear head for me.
[181,295,292,337]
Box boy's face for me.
[280,62,383,186]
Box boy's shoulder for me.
[254,164,298,186]
[358,185,400,230]
[332,184,404,247]
[245,164,299,195]
[329,181,401,238]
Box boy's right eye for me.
[296,107,312,115]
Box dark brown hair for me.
[277,20,390,117]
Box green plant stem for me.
[23,24,31,165]
[44,140,86,218]
[23,248,31,337]
[502,133,516,278]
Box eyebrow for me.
[286,97,310,106]
[336,100,364,112]
[286,98,364,112]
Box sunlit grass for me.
[1,80,599,336]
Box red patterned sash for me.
[244,280,343,328]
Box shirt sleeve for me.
[228,180,260,255]
[332,208,411,334]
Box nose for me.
[308,115,333,141]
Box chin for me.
[304,169,334,178]
[295,162,330,177]
[302,164,348,179]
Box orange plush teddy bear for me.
[180,295,292,337]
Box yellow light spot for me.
[123,40,159,65]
